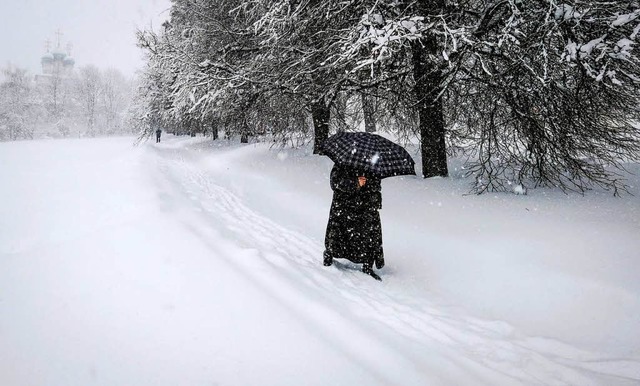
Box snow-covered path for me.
[1,137,639,385]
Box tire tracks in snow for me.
[148,145,640,386]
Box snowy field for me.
[1,135,639,386]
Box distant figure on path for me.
[323,165,384,281]
[156,128,162,143]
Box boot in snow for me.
[362,263,382,281]
[323,251,333,267]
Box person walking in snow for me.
[155,128,162,143]
[323,165,385,281]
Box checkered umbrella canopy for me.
[321,132,416,178]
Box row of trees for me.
[136,0,640,193]
[0,64,133,141]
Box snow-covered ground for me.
[1,135,638,386]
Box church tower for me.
[37,29,74,84]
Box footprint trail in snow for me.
[150,145,640,386]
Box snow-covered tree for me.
[135,0,640,193]
[135,0,254,141]
[246,0,383,152]
[338,0,640,192]
[137,0,369,149]
[76,65,102,136]
[0,65,39,141]
[101,68,131,134]
[0,63,132,140]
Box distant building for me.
[35,31,75,86]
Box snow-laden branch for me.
[557,3,640,86]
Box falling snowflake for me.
[370,152,380,165]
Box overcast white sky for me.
[0,0,171,77]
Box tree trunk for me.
[412,35,448,178]
[361,93,376,133]
[211,121,219,140]
[312,101,330,154]
[334,93,347,133]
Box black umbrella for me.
[321,132,416,178]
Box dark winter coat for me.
[324,165,383,265]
